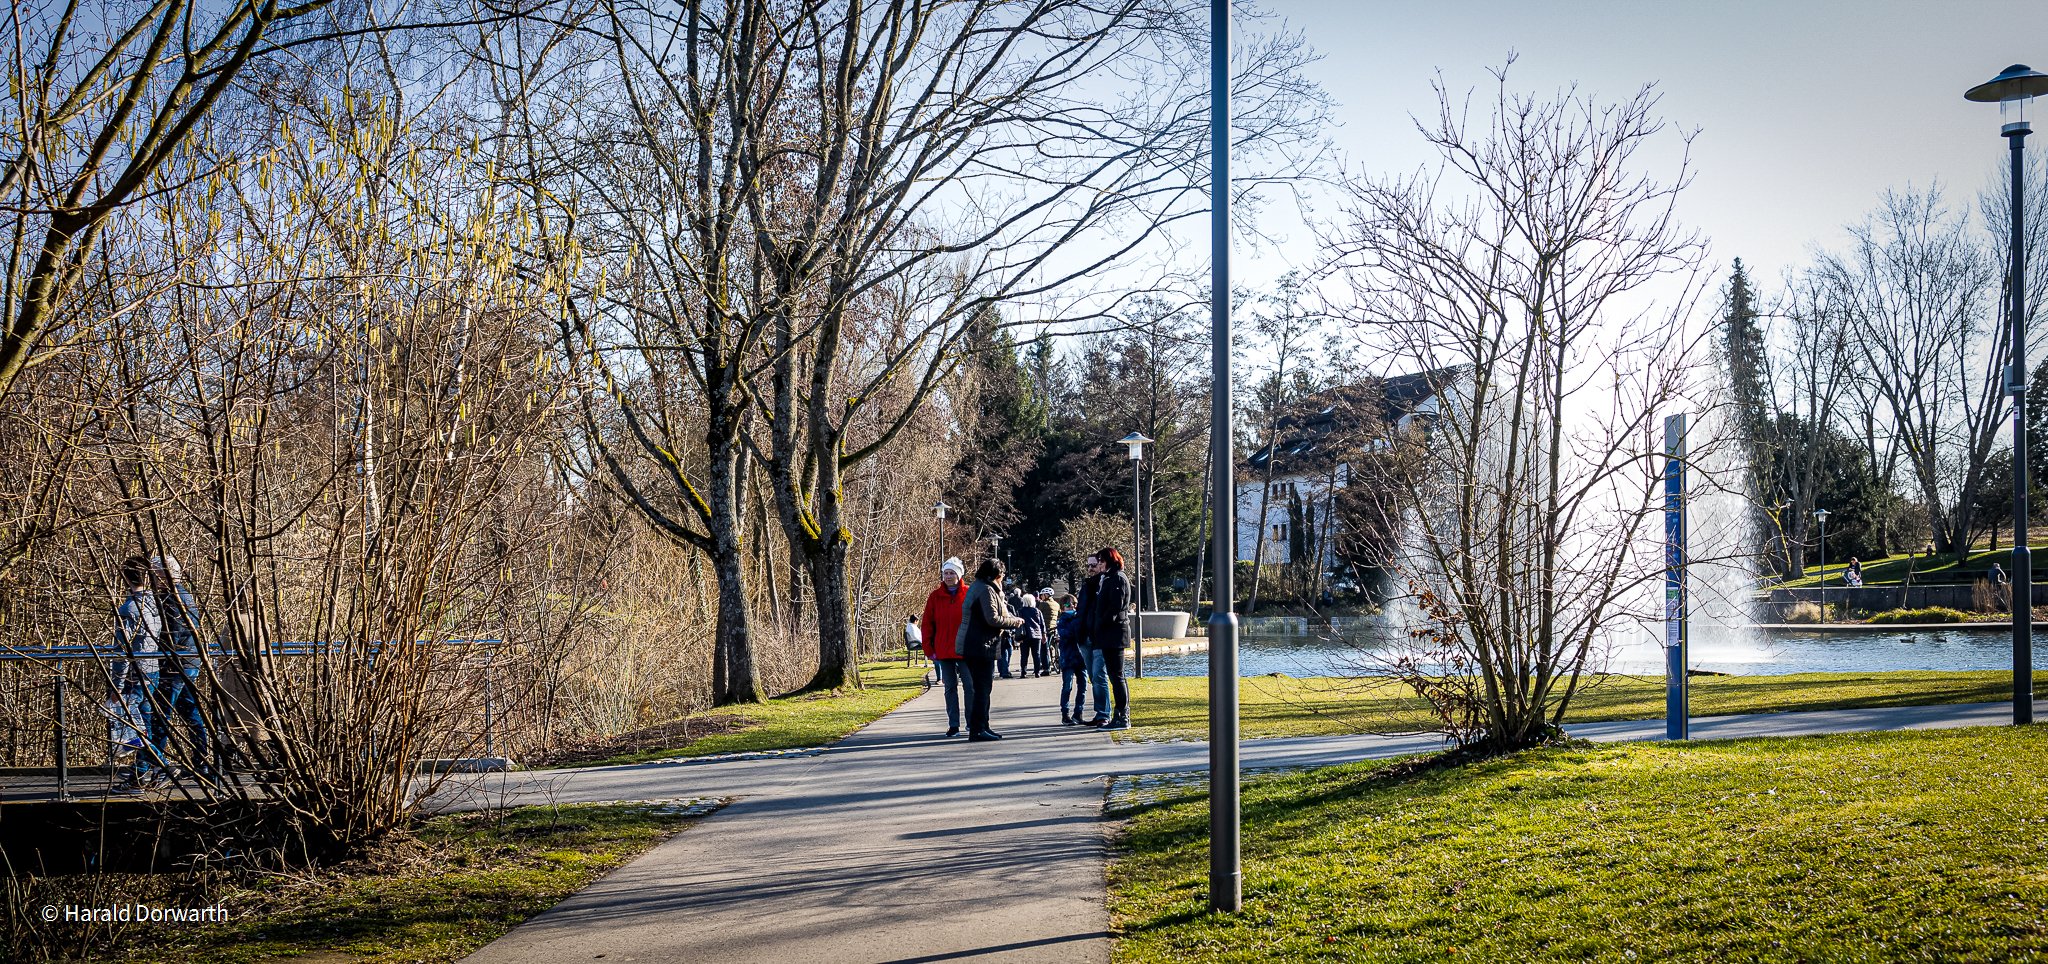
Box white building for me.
[1233,369,1456,572]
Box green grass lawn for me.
[1111,726,2048,962]
[27,802,710,964]
[1123,671,2042,743]
[537,662,931,768]
[1780,545,2048,588]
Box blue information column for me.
[1664,413,1688,740]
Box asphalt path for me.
[447,677,2045,964]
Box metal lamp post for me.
[933,501,949,567]
[1121,432,1153,677]
[1205,0,1241,915]
[1815,508,1830,624]
[1968,64,2048,726]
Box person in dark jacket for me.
[1035,590,1059,677]
[1015,592,1046,678]
[1055,593,1088,724]
[1087,547,1132,729]
[1075,554,1110,724]
[955,557,1023,741]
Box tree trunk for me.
[801,447,860,692]
[707,421,764,705]
[805,534,858,692]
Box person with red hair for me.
[1085,546,1132,729]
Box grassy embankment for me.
[535,662,931,768]
[1112,725,2048,962]
[19,802,706,964]
[1780,545,2048,588]
[1121,671,2042,743]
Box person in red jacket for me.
[920,557,971,736]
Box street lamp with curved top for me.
[1120,432,1153,677]
[1966,63,2048,726]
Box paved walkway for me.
[444,678,2045,964]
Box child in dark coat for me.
[1055,594,1087,724]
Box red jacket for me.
[921,582,968,660]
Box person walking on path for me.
[152,554,210,778]
[1015,591,1046,678]
[997,581,1026,679]
[1055,593,1089,724]
[1088,547,1133,730]
[955,558,1023,741]
[112,555,166,791]
[920,558,971,736]
[1035,590,1058,677]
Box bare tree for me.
[1821,187,2002,561]
[1243,274,1322,613]
[497,0,1326,693]
[1758,271,1857,577]
[1320,65,1709,752]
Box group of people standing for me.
[914,548,1132,742]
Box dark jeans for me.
[997,636,1014,677]
[935,659,966,729]
[155,663,209,773]
[1060,664,1088,718]
[1018,636,1041,676]
[962,654,997,735]
[1100,635,1129,722]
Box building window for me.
[1271,523,1288,543]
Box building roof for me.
[1245,367,1461,476]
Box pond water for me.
[1138,626,2048,678]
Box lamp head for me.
[1814,508,1830,523]
[1965,64,2048,135]
[1120,431,1154,461]
[933,500,949,520]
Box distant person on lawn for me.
[904,614,924,665]
[955,557,1023,741]
[920,558,971,736]
[1844,558,1863,588]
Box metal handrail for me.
[0,639,506,660]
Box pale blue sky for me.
[1254,0,2048,292]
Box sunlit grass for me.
[1112,726,2048,962]
[1122,671,2041,742]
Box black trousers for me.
[1100,633,1129,721]
[962,654,997,735]
[1018,636,1040,675]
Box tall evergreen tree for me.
[946,309,1047,564]
[1720,259,1786,568]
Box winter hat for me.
[941,557,965,577]
[150,553,184,583]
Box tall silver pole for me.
[1132,456,1145,678]
[1206,0,1241,914]
[2010,119,2034,725]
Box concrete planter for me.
[1137,611,1192,640]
